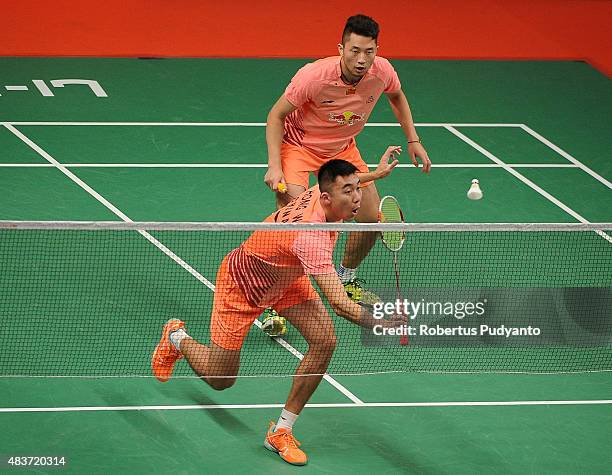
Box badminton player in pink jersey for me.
[152,158,405,465]
[265,13,431,298]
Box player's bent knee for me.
[276,192,292,208]
[206,376,237,391]
[308,333,337,356]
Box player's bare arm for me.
[312,273,404,329]
[386,89,432,173]
[265,95,297,191]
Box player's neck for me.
[322,203,343,223]
[339,60,361,86]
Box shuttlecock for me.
[467,179,483,200]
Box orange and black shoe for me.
[264,421,307,466]
[151,319,185,382]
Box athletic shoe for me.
[343,278,380,305]
[151,318,185,382]
[264,421,307,466]
[261,308,287,337]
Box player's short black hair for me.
[318,159,358,192]
[341,14,379,45]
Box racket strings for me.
[379,196,405,252]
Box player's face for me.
[338,33,377,81]
[327,174,362,221]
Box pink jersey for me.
[227,186,339,307]
[283,56,401,157]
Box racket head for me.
[378,195,406,252]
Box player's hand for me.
[408,141,431,174]
[379,311,408,330]
[359,307,407,329]
[264,165,287,193]
[374,146,402,180]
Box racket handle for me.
[400,334,409,346]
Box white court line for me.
[504,164,579,168]
[2,123,363,406]
[1,400,610,413]
[3,125,215,289]
[446,126,612,245]
[3,121,524,127]
[3,121,605,186]
[520,124,612,189]
[0,163,580,168]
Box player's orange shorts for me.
[210,254,319,350]
[281,140,372,189]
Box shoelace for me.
[270,430,301,448]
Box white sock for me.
[169,328,191,352]
[337,264,357,284]
[275,408,299,432]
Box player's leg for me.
[152,253,255,389]
[264,297,334,466]
[276,143,316,208]
[332,142,381,287]
[340,181,380,270]
[180,339,240,390]
[151,316,243,390]
[280,298,337,413]
[188,252,262,389]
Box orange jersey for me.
[283,56,401,157]
[227,186,339,307]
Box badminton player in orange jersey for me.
[265,14,431,296]
[152,156,404,466]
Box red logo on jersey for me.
[328,111,367,126]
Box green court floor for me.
[0,58,611,473]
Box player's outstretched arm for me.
[385,89,431,174]
[313,273,384,328]
[265,95,297,192]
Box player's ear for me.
[320,191,332,205]
[337,43,343,56]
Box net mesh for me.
[1,221,611,378]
